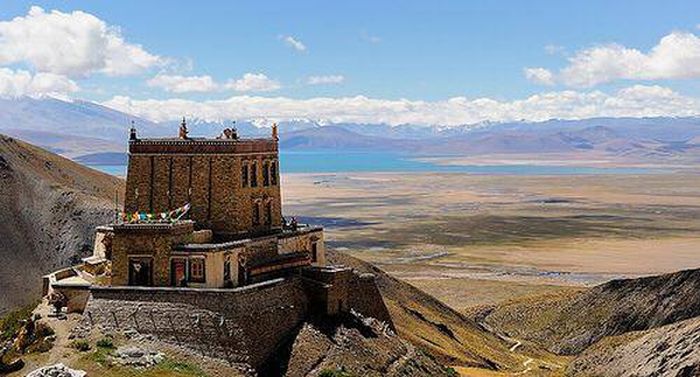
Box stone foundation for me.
[83,267,393,371]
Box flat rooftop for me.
[129,137,278,154]
[175,225,323,252]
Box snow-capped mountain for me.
[2,96,700,163]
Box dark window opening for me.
[266,201,273,226]
[223,256,231,283]
[189,258,206,283]
[263,161,270,186]
[241,163,249,187]
[270,161,277,186]
[128,257,153,287]
[253,201,261,226]
[311,242,318,263]
[251,162,258,187]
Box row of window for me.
[242,160,278,188]
[170,257,206,286]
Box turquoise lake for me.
[85,150,662,177]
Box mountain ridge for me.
[2,97,700,162]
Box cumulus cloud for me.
[224,73,281,92]
[101,85,700,126]
[307,75,345,85]
[528,31,700,87]
[146,72,281,93]
[0,68,79,98]
[147,74,218,93]
[281,35,306,52]
[524,68,555,86]
[0,6,161,77]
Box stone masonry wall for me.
[125,152,282,235]
[85,278,308,369]
[348,273,395,330]
[111,232,171,286]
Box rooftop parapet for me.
[128,118,279,155]
[128,137,278,154]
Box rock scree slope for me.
[0,134,122,314]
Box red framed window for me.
[189,258,206,283]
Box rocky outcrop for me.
[111,346,165,368]
[26,363,86,377]
[0,134,122,314]
[281,313,451,377]
[568,316,700,377]
[326,250,521,372]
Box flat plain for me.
[282,172,700,312]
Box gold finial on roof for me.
[272,123,279,140]
[179,116,189,139]
[129,120,137,141]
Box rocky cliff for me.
[0,134,122,314]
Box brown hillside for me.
[326,249,527,372]
[483,268,700,356]
[0,134,123,314]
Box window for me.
[170,258,187,287]
[128,257,153,286]
[241,163,249,188]
[263,161,270,186]
[266,201,273,226]
[251,162,258,187]
[270,161,277,186]
[223,256,231,283]
[189,258,206,283]
[252,201,260,226]
[311,242,318,263]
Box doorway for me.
[128,257,153,286]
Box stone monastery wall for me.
[86,278,308,368]
[347,273,394,329]
[125,141,282,235]
[84,271,394,371]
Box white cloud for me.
[101,85,700,126]
[281,35,306,52]
[544,44,565,55]
[307,75,345,85]
[524,68,554,86]
[360,31,381,44]
[147,74,218,93]
[529,31,700,87]
[224,73,281,92]
[0,68,78,98]
[146,72,281,93]
[0,6,161,77]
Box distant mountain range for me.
[1,96,700,166]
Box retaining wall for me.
[85,278,308,368]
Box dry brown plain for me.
[282,173,700,312]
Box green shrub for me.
[319,368,353,377]
[35,322,54,338]
[446,367,459,377]
[26,338,53,353]
[96,337,114,349]
[70,339,91,352]
[0,304,35,340]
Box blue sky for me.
[2,1,700,125]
